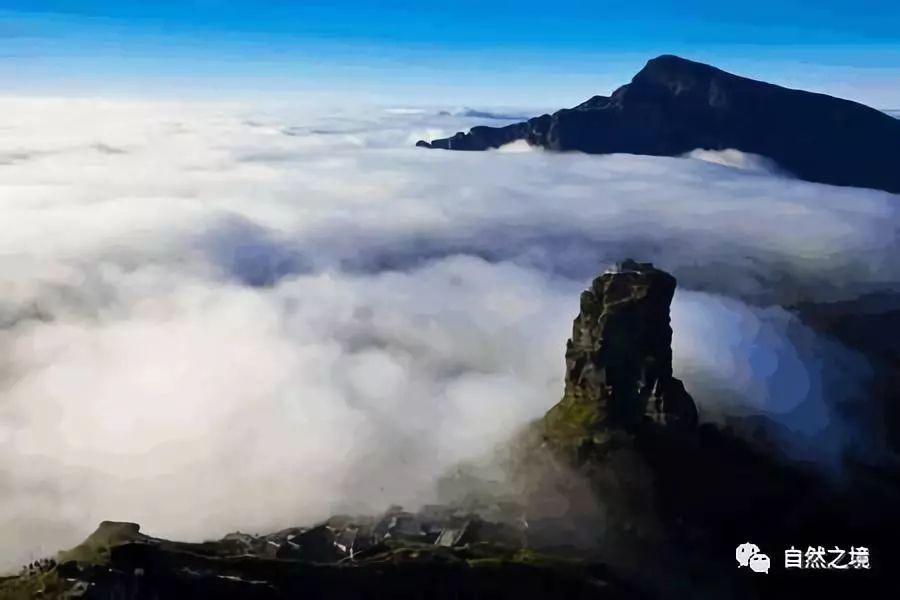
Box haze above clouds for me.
[1,97,898,568]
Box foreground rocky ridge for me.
[0,509,643,600]
[4,262,899,599]
[417,55,900,194]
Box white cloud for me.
[494,139,538,153]
[684,148,785,175]
[0,97,897,568]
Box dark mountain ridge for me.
[417,55,900,194]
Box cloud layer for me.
[0,97,898,568]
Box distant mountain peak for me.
[417,55,900,194]
[631,54,730,86]
[639,53,711,71]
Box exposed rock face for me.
[417,55,900,194]
[515,262,699,590]
[522,262,900,598]
[544,260,697,459]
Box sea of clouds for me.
[1,97,899,568]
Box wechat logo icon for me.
[736,542,770,574]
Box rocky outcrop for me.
[507,262,702,591]
[417,55,900,194]
[542,260,697,463]
[514,261,900,598]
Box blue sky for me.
[2,1,899,106]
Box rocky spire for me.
[541,260,697,463]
